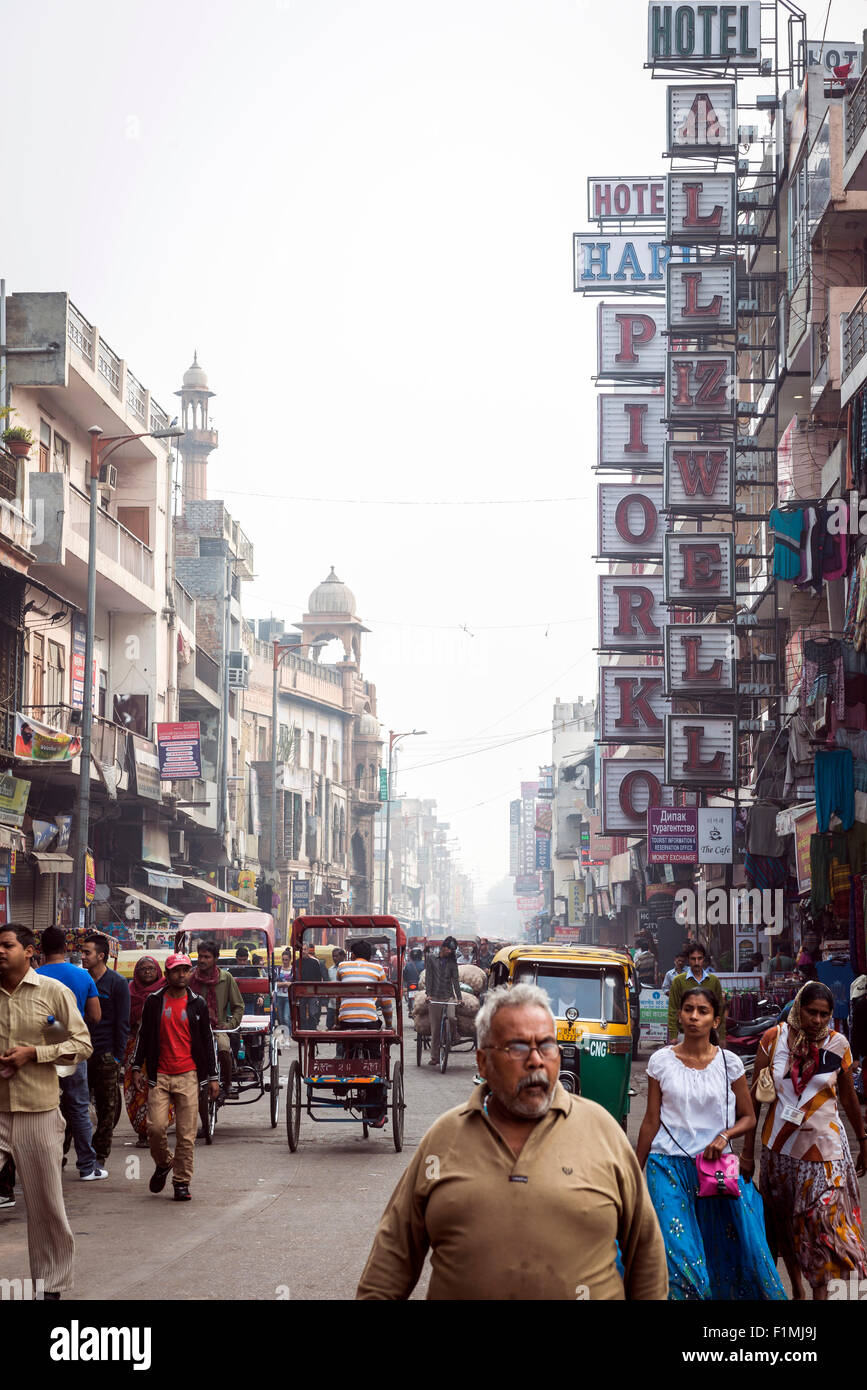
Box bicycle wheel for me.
[269,1062,280,1127]
[285,1062,301,1152]
[439,1014,450,1074]
[391,1061,404,1153]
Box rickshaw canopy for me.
[290,915,406,950]
[175,912,275,950]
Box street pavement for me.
[2,1031,865,1301]
[0,1014,476,1302]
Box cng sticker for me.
[587,1038,608,1058]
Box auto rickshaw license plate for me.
[557,1023,578,1042]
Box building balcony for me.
[810,104,867,242]
[844,70,867,190]
[811,287,867,415]
[172,777,219,831]
[13,704,132,792]
[0,450,36,570]
[27,474,155,611]
[841,286,867,406]
[178,646,221,713]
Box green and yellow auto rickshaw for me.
[487,943,634,1127]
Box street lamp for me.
[70,423,185,931]
[382,728,427,916]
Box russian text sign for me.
[647,807,698,863]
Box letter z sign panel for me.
[599,667,670,743]
[599,575,667,650]
[666,351,736,420]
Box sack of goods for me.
[455,990,480,1038]
[412,989,430,1033]
[457,964,486,995]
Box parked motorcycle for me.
[725,999,783,1079]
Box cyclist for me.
[425,936,462,1068]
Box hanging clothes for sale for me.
[797,506,817,586]
[746,804,788,857]
[850,875,867,976]
[802,638,845,721]
[784,715,814,798]
[743,853,788,892]
[769,506,805,579]
[810,833,848,918]
[815,748,855,832]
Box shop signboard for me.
[639,987,669,1042]
[597,302,667,379]
[664,532,735,604]
[597,483,664,559]
[598,393,666,471]
[0,773,30,827]
[574,235,694,292]
[698,806,734,863]
[13,713,81,763]
[794,807,817,893]
[292,879,310,909]
[129,736,161,801]
[667,172,736,242]
[647,807,698,863]
[588,177,667,222]
[599,667,670,743]
[599,575,667,650]
[667,86,737,155]
[663,441,734,512]
[665,715,737,787]
[156,722,202,781]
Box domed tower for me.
[298,567,370,667]
[175,352,218,507]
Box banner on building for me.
[535,835,551,870]
[509,799,522,875]
[698,806,734,862]
[292,878,310,909]
[567,880,585,926]
[597,483,664,559]
[588,177,667,222]
[0,773,30,827]
[599,666,670,743]
[156,722,202,781]
[130,736,161,801]
[599,575,667,650]
[794,807,817,893]
[514,873,542,895]
[598,393,666,471]
[13,713,81,763]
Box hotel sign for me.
[666,261,736,333]
[648,4,761,65]
[663,441,734,511]
[574,236,695,292]
[665,623,737,695]
[664,532,735,604]
[665,715,737,787]
[601,759,676,835]
[597,303,667,379]
[667,172,736,243]
[588,177,667,222]
[598,394,666,471]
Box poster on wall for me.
[156,722,202,781]
[793,807,817,893]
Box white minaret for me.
[175,352,217,506]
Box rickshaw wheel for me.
[392,1062,404,1153]
[416,1032,423,1068]
[199,1090,217,1145]
[362,1121,369,1140]
[286,1062,301,1151]
[269,1062,280,1127]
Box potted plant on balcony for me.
[1,425,34,459]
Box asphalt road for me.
[0,1015,476,1302]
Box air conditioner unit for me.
[227,651,251,690]
[98,463,118,492]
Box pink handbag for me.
[695,1151,740,1199]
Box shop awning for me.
[117,885,184,919]
[0,825,26,850]
[182,876,254,911]
[32,853,74,874]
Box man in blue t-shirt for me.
[38,927,105,1179]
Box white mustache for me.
[516,1070,550,1093]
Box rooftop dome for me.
[357,711,380,738]
[308,567,356,616]
[182,351,209,391]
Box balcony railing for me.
[174,580,195,629]
[0,450,18,504]
[149,401,170,435]
[17,704,129,770]
[68,485,155,587]
[842,288,867,382]
[97,339,122,395]
[195,647,220,692]
[845,70,867,161]
[67,303,94,364]
[126,370,146,423]
[812,313,830,377]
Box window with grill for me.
[46,642,65,707]
[30,633,44,709]
[788,159,809,292]
[53,432,70,473]
[39,421,51,474]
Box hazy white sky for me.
[4,0,863,904]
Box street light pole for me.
[382,728,427,916]
[70,423,184,932]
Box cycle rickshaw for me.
[173,912,282,1142]
[285,915,406,1152]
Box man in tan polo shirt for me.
[0,922,92,1299]
[357,983,667,1300]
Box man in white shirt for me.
[661,952,687,995]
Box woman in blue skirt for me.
[636,985,786,1301]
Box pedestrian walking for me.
[636,985,785,1301]
[275,948,293,1031]
[424,936,462,1067]
[36,927,104,1180]
[189,940,244,1095]
[131,953,219,1201]
[660,952,687,995]
[0,923,92,1299]
[299,943,324,1031]
[123,955,168,1147]
[80,932,130,1171]
[744,981,867,1300]
[357,984,667,1299]
[667,942,726,1042]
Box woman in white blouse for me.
[636,986,785,1301]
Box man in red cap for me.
[131,954,219,1201]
